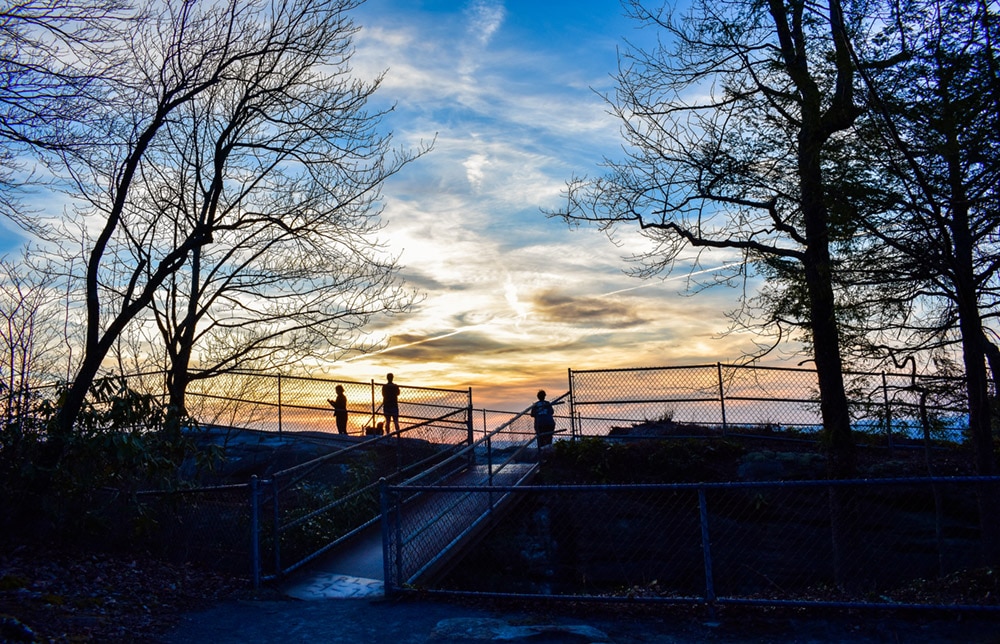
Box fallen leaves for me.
[0,545,249,642]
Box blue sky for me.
[330,0,763,409]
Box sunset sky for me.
[0,0,779,412]
[326,0,771,410]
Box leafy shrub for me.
[540,437,746,484]
[0,375,213,547]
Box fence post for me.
[716,363,728,437]
[467,388,475,468]
[698,487,717,617]
[567,368,577,439]
[371,378,377,428]
[250,476,261,590]
[487,434,494,487]
[277,374,283,436]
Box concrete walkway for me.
[282,524,386,600]
[280,461,535,600]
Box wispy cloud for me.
[329,2,769,409]
[465,0,505,46]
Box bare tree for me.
[50,0,424,441]
[556,0,862,475]
[0,251,64,436]
[833,0,1000,564]
[97,0,425,416]
[146,135,419,413]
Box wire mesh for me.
[256,429,472,580]
[387,478,1000,609]
[182,372,472,443]
[17,365,978,595]
[132,484,254,576]
[569,364,970,445]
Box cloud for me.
[364,327,527,364]
[465,1,505,46]
[531,289,647,329]
[458,1,506,78]
[463,152,489,191]
[327,2,775,410]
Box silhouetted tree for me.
[556,0,862,476]
[848,0,999,476]
[0,252,62,434]
[102,0,425,415]
[47,0,423,443]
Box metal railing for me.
[248,399,475,585]
[5,365,989,601]
[381,476,1000,612]
[380,396,573,590]
[182,371,473,439]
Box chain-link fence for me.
[5,365,987,596]
[569,364,971,445]
[134,483,255,575]
[194,376,479,584]
[468,394,572,451]
[383,476,1000,611]
[183,372,473,441]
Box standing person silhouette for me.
[530,390,557,448]
[327,385,348,435]
[382,373,401,435]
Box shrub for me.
[541,437,746,484]
[0,375,213,547]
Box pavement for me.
[160,591,1000,643]
[162,554,1000,644]
[281,523,386,601]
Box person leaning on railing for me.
[529,389,562,448]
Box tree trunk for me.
[951,198,1000,565]
[798,135,855,478]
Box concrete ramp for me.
[283,524,385,599]
[282,461,536,599]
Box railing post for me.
[250,476,261,590]
[272,474,282,577]
[467,388,475,468]
[487,434,494,486]
[486,434,496,515]
[716,363,728,437]
[370,379,377,432]
[567,368,577,439]
[380,478,394,597]
[698,487,717,618]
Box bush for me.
[539,437,746,484]
[0,375,214,547]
